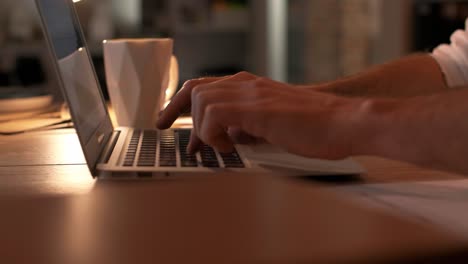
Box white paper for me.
[340,179,468,240]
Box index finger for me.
[156,77,224,129]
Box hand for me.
[157,72,360,160]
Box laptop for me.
[35,0,364,179]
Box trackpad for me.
[239,144,365,175]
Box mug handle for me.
[165,55,179,102]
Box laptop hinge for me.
[98,130,121,165]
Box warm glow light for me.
[46,133,95,194]
[73,0,81,3]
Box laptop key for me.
[200,145,220,168]
[159,130,177,167]
[220,151,245,168]
[137,130,157,167]
[123,130,142,166]
[178,130,221,168]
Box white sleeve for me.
[432,19,468,87]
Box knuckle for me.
[191,84,207,99]
[235,71,255,79]
[191,84,202,95]
[185,76,213,87]
[236,71,249,77]
[204,104,220,120]
[183,79,199,90]
[196,91,211,109]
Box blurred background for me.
[1,0,468,102]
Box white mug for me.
[103,38,179,129]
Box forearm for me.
[310,54,448,98]
[347,88,468,174]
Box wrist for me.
[336,97,400,157]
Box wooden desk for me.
[0,129,467,264]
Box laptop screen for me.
[36,0,108,144]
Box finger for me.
[187,130,203,154]
[159,72,258,129]
[197,102,268,152]
[190,90,236,154]
[200,116,234,153]
[188,72,259,149]
[191,75,259,134]
[193,85,250,141]
[156,77,224,129]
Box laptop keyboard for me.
[122,129,245,169]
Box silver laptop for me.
[35,0,364,179]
